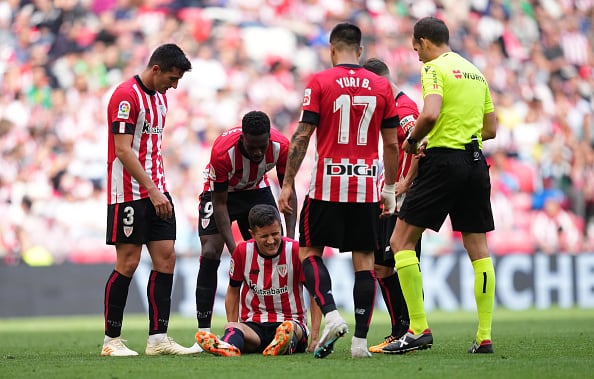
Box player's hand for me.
[403,139,418,155]
[380,183,396,218]
[307,337,319,353]
[395,181,407,197]
[277,186,294,215]
[415,140,427,158]
[148,188,173,219]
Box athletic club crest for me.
[123,226,133,237]
[276,264,287,277]
[201,218,210,229]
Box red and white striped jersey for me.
[106,76,168,204]
[377,91,419,211]
[300,64,399,203]
[394,92,419,183]
[202,127,290,193]
[229,237,308,324]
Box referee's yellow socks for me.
[472,257,495,343]
[394,249,428,335]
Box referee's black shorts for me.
[398,147,494,233]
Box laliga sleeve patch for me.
[117,101,131,119]
[229,258,235,277]
[400,114,416,132]
[302,88,311,106]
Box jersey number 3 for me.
[334,94,376,145]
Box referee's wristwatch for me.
[406,136,418,147]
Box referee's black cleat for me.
[468,339,494,354]
[382,329,433,354]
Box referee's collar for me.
[134,75,156,96]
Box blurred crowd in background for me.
[0,0,593,266]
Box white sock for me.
[148,333,167,344]
[104,335,117,343]
[325,310,341,325]
[198,327,211,333]
[352,336,367,348]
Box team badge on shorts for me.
[123,226,133,237]
[201,218,210,229]
[276,264,287,277]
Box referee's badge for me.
[277,264,287,277]
[123,226,133,237]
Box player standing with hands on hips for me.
[278,22,400,359]
[383,16,498,355]
[102,43,197,356]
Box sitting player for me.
[195,204,321,356]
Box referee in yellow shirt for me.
[383,16,497,355]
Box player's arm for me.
[211,186,236,253]
[224,283,241,322]
[403,93,442,154]
[278,173,297,239]
[481,111,497,141]
[380,126,399,216]
[396,155,419,197]
[307,296,322,353]
[278,121,316,214]
[114,133,172,219]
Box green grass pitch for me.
[1,308,593,379]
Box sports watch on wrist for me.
[407,136,418,146]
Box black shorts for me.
[198,187,277,240]
[374,214,422,267]
[244,321,308,353]
[106,193,176,245]
[399,148,494,233]
[299,196,380,252]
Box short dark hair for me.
[242,110,271,136]
[413,17,449,46]
[248,204,281,230]
[363,58,390,77]
[329,22,362,49]
[147,43,192,73]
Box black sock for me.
[195,257,220,328]
[302,255,336,314]
[378,272,409,338]
[104,270,132,338]
[147,270,173,335]
[222,326,245,351]
[353,270,376,338]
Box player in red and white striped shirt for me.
[362,58,423,353]
[278,23,400,358]
[195,111,297,337]
[102,44,196,357]
[196,204,320,356]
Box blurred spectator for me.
[531,194,583,254]
[1,0,594,264]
